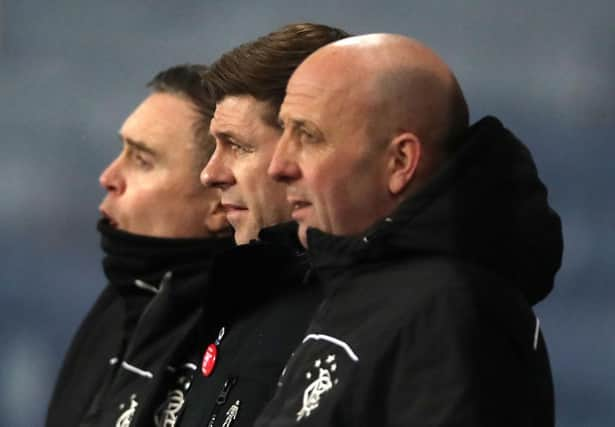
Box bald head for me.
[291,34,468,162]
[270,34,469,245]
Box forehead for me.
[120,92,199,146]
[281,60,367,126]
[210,95,274,135]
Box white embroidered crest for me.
[154,389,185,427]
[296,354,338,421]
[154,367,195,427]
[116,394,138,427]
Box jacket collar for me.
[99,218,234,298]
[301,116,563,305]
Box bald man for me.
[257,34,562,426]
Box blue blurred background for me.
[1,1,613,426]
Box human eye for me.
[133,151,153,169]
[298,126,317,143]
[227,139,253,155]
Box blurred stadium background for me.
[0,1,613,426]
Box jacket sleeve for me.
[46,285,124,427]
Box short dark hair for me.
[147,64,215,164]
[205,23,351,123]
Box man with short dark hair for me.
[46,64,233,427]
[201,22,351,244]
[154,23,351,427]
[99,65,228,238]
[257,34,563,426]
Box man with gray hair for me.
[258,34,562,426]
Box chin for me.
[297,224,309,249]
[205,218,232,235]
[234,223,262,245]
[233,230,250,245]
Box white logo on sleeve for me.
[296,354,339,421]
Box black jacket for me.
[46,220,234,427]
[47,221,321,427]
[148,239,321,427]
[254,116,563,427]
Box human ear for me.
[387,132,421,195]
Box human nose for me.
[99,156,126,195]
[268,131,301,183]
[201,146,236,189]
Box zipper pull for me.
[207,376,238,427]
[216,376,237,405]
[221,400,241,427]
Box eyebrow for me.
[280,113,306,127]
[118,134,157,156]
[286,117,320,134]
[211,129,243,144]
[287,118,307,128]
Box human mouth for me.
[221,203,248,223]
[211,202,225,215]
[288,198,311,220]
[99,208,119,228]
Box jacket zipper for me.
[207,376,237,427]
